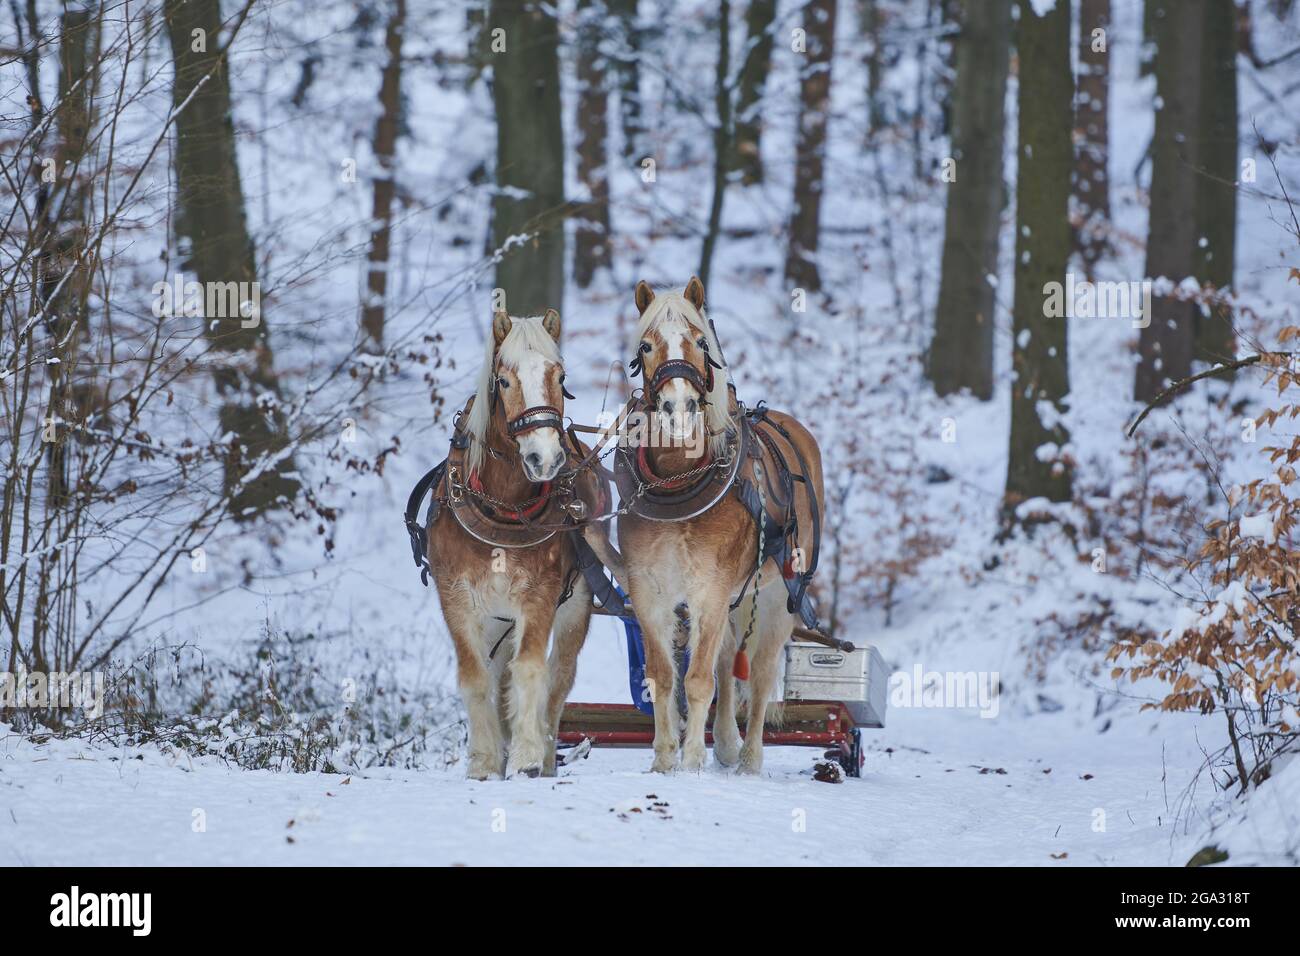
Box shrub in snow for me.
[1110,346,1300,793]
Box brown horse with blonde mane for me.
[424,309,618,779]
[616,277,826,773]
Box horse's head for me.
[631,276,725,446]
[488,309,570,482]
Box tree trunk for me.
[1073,0,1111,278]
[1193,0,1238,366]
[731,0,777,184]
[361,0,406,349]
[1134,0,1205,403]
[42,7,95,506]
[165,0,299,518]
[1140,0,1157,76]
[927,0,1010,400]
[574,0,612,288]
[784,0,838,293]
[490,0,565,317]
[610,0,644,161]
[857,0,886,135]
[699,0,732,291]
[1005,0,1073,512]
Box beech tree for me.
[928,0,1011,400]
[1134,0,1206,402]
[1005,0,1074,513]
[784,0,838,293]
[1073,0,1111,277]
[574,0,614,288]
[165,0,299,517]
[361,0,407,349]
[489,0,565,317]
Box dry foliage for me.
[1110,344,1300,792]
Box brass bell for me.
[563,498,588,520]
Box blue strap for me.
[618,588,656,716]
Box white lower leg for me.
[506,637,549,777]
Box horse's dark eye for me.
[639,341,652,354]
[696,337,708,349]
[497,376,509,390]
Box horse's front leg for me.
[681,599,729,771]
[440,595,504,780]
[505,610,552,778]
[712,622,742,767]
[543,578,593,776]
[642,620,680,773]
[622,540,687,773]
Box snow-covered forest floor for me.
[4,0,1300,866]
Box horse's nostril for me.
[687,399,698,414]
[662,400,674,414]
[525,452,542,470]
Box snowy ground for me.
[0,704,1222,867]
[6,594,1290,867]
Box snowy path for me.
[0,705,1203,866]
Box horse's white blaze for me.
[466,314,565,481]
[501,326,565,482]
[633,290,732,458]
[660,379,698,442]
[647,310,702,442]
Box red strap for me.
[636,443,712,491]
[467,470,552,522]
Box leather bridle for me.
[489,357,573,439]
[629,342,722,404]
[506,404,565,437]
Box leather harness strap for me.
[404,394,627,619]
[465,469,553,522]
[648,358,712,399]
[634,442,713,492]
[506,404,564,437]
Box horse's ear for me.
[542,308,562,341]
[492,310,512,347]
[684,275,706,311]
[634,280,655,314]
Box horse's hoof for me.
[736,753,763,775]
[508,764,542,779]
[713,738,741,768]
[681,746,707,772]
[649,754,677,774]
